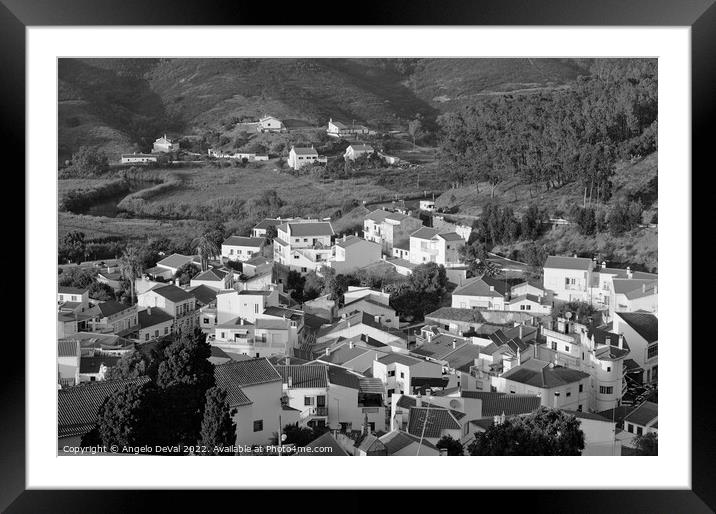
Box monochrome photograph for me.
[56,57,658,457]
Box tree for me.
[521,242,548,269]
[436,435,464,456]
[192,233,220,272]
[197,387,237,454]
[87,281,116,302]
[408,117,423,148]
[93,381,156,448]
[553,300,598,325]
[61,231,87,263]
[459,241,498,278]
[302,271,325,301]
[118,245,143,305]
[174,262,200,285]
[321,267,354,305]
[271,423,327,447]
[286,270,306,302]
[104,350,149,381]
[264,225,278,244]
[390,262,448,320]
[61,146,109,178]
[58,266,95,289]
[633,432,658,455]
[468,408,585,456]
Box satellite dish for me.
[449,399,462,409]
[565,311,573,320]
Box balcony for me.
[300,406,328,420]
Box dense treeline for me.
[59,178,130,213]
[438,59,657,203]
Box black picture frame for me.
[4,0,711,511]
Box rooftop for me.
[453,276,508,298]
[58,286,88,295]
[223,235,265,248]
[379,430,438,454]
[285,222,335,237]
[544,255,594,271]
[411,227,440,240]
[617,312,658,343]
[501,359,590,388]
[276,365,329,389]
[94,300,132,318]
[407,407,462,438]
[623,401,658,427]
[147,284,195,303]
[156,253,195,270]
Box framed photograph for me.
[6,0,710,510]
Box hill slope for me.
[58,58,589,161]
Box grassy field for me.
[58,211,206,242]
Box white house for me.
[419,199,436,212]
[58,339,81,387]
[287,146,325,170]
[622,400,658,438]
[364,209,423,255]
[495,359,591,412]
[409,227,465,268]
[214,358,283,447]
[120,153,159,164]
[152,134,179,153]
[222,235,266,262]
[257,115,286,133]
[543,255,595,302]
[326,118,373,138]
[327,235,382,274]
[215,288,279,324]
[137,284,198,334]
[190,267,232,291]
[326,366,386,433]
[610,278,658,319]
[317,311,408,351]
[344,144,374,161]
[273,221,335,273]
[337,286,399,329]
[90,300,138,335]
[372,353,444,398]
[613,312,658,384]
[136,307,174,343]
[276,365,330,430]
[58,286,90,309]
[451,276,510,310]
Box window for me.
[627,423,634,433]
[577,405,583,412]
[253,420,263,432]
[145,333,149,341]
[221,332,225,339]
[607,366,611,372]
[564,345,570,352]
[551,342,557,351]
[400,372,404,378]
[387,388,395,396]
[566,391,571,397]
[647,344,658,359]
[599,386,614,395]
[255,304,259,314]
[652,366,658,382]
[578,384,583,393]
[154,330,159,337]
[304,397,315,406]
[164,327,169,335]
[388,370,395,377]
[636,426,643,436]
[203,318,209,324]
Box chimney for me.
[288,375,293,388]
[518,325,523,339]
[618,334,624,349]
[349,341,354,349]
[452,339,457,349]
[626,266,633,279]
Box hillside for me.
[434,151,658,219]
[58,58,588,161]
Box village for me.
[57,118,659,456]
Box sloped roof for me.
[365,209,390,223]
[379,430,438,454]
[359,377,385,395]
[193,268,227,281]
[214,357,282,389]
[407,407,462,438]
[563,409,612,422]
[319,345,370,365]
[253,218,282,230]
[58,377,150,438]
[58,339,79,357]
[58,286,88,295]
[468,392,542,417]
[186,284,217,306]
[437,232,464,242]
[544,255,593,271]
[501,359,590,388]
[624,401,658,427]
[291,146,318,155]
[157,253,195,269]
[335,235,371,248]
[94,300,130,317]
[79,355,120,374]
[276,365,328,389]
[348,144,374,152]
[425,307,486,324]
[223,235,265,248]
[302,432,348,456]
[354,433,386,453]
[453,276,506,298]
[617,312,658,343]
[377,353,425,367]
[326,365,362,389]
[287,222,334,237]
[148,284,194,303]
[412,334,469,360]
[411,227,440,240]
